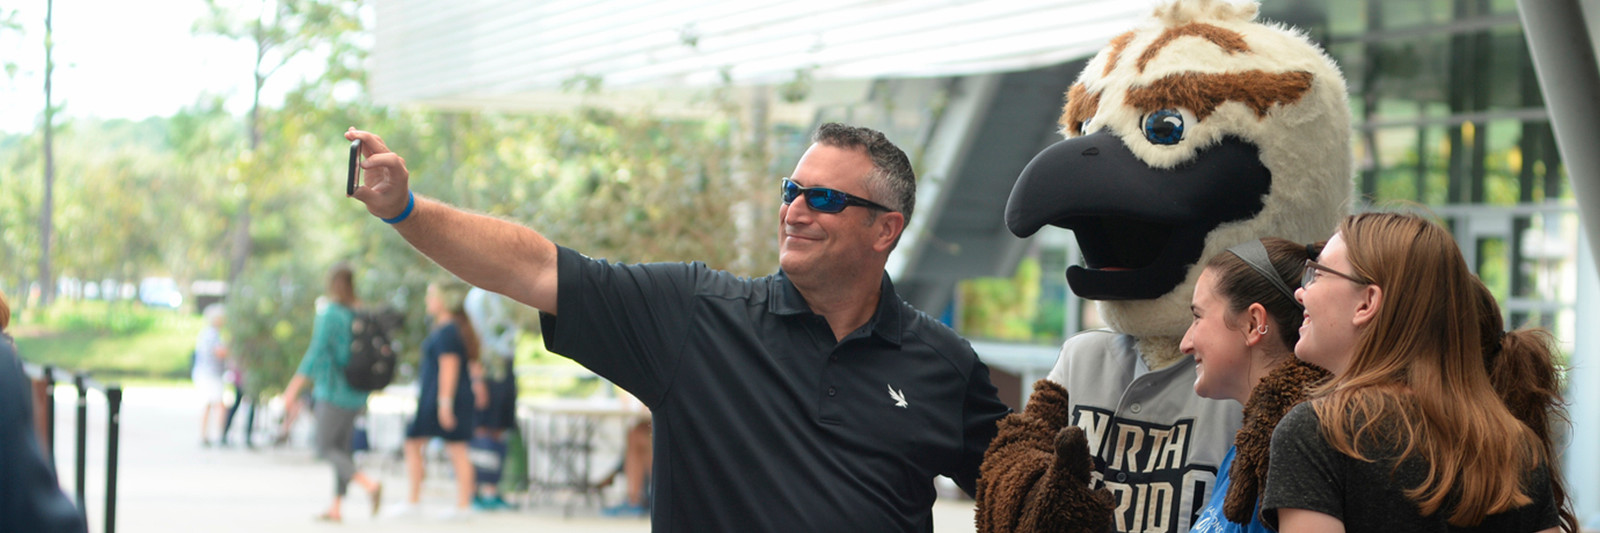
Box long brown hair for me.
[0,287,10,331]
[1312,212,1572,529]
[431,279,480,363]
[1474,280,1578,532]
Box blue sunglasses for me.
[781,178,893,214]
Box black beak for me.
[1005,131,1272,300]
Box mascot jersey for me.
[1048,330,1240,532]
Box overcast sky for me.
[0,0,312,134]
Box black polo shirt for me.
[541,246,1010,532]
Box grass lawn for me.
[9,300,201,383]
[8,300,614,396]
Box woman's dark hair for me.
[1474,281,1577,533]
[1203,237,1320,349]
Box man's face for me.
[778,143,885,280]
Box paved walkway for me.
[47,386,979,532]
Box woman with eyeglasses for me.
[1181,238,1329,533]
[1262,212,1575,533]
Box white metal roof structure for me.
[371,0,1153,112]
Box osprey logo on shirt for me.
[887,384,908,408]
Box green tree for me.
[39,0,57,304]
[0,7,20,80]
[195,0,365,287]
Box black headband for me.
[1225,240,1304,311]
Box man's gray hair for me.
[811,123,916,222]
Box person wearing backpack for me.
[281,263,383,523]
[387,278,481,521]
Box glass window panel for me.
[1477,236,1511,303]
[1515,212,1581,301]
[1481,119,1523,205]
[1371,127,1419,202]
[1485,27,1536,110]
[1513,119,1568,201]
[1326,0,1368,36]
[1371,36,1452,119]
[1329,43,1367,118]
[1420,126,1451,204]
[1378,0,1429,28]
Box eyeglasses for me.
[781,178,893,214]
[1302,259,1370,287]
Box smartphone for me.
[347,138,362,196]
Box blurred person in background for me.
[281,264,383,522]
[464,286,519,511]
[390,279,480,521]
[601,387,653,518]
[194,303,229,447]
[218,342,257,449]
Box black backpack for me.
[344,309,399,391]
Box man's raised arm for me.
[344,128,559,313]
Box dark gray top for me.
[1262,402,1559,532]
[541,246,1010,532]
[0,333,88,533]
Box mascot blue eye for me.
[1142,109,1188,145]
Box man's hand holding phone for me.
[343,128,413,223]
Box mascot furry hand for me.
[974,1,1351,532]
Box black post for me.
[42,365,56,467]
[105,387,121,533]
[73,373,87,517]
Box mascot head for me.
[1006,0,1352,365]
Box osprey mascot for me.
[975,1,1351,532]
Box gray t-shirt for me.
[1046,329,1243,533]
[1262,402,1560,532]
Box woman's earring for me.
[1256,324,1269,335]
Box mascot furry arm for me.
[975,1,1352,532]
[976,379,1115,533]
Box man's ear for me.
[1352,284,1384,328]
[873,211,906,252]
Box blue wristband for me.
[382,191,415,224]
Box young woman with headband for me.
[1183,238,1329,533]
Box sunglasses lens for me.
[781,180,799,204]
[808,189,847,213]
[780,179,853,213]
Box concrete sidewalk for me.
[46,386,979,532]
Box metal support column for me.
[1517,0,1600,526]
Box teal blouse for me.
[295,302,370,410]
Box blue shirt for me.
[1193,446,1270,533]
[417,322,473,408]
